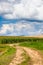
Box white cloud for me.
[0,0,43,19]
[8,0,15,2]
[0,0,43,36]
[0,24,14,34]
[0,2,12,14]
[0,21,43,36]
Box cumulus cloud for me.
[0,21,43,36]
[0,0,43,19]
[0,2,12,14]
[0,0,43,36]
[0,24,14,35]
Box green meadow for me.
[0,36,43,51]
[0,36,43,65]
[0,44,16,65]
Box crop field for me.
[0,36,43,43]
[0,36,43,65]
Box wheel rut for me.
[9,45,43,65]
[9,46,25,65]
[23,47,43,65]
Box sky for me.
[0,0,43,36]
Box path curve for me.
[9,44,43,65]
[9,46,25,65]
[23,47,43,65]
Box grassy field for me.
[19,41,43,50]
[0,36,43,65]
[0,44,16,65]
[19,42,43,54]
[0,36,43,53]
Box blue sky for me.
[0,0,43,36]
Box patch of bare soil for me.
[23,47,43,65]
[9,46,25,65]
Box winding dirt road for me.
[9,46,25,65]
[23,47,43,65]
[9,44,43,65]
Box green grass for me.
[0,45,16,65]
[0,44,8,54]
[19,41,43,52]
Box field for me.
[0,44,16,65]
[0,36,43,65]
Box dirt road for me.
[9,46,25,65]
[23,47,43,65]
[9,44,43,65]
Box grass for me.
[0,47,6,53]
[0,44,16,65]
[19,41,43,53]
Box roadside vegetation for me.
[0,36,43,52]
[0,44,16,65]
[19,41,43,59]
[19,41,43,51]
